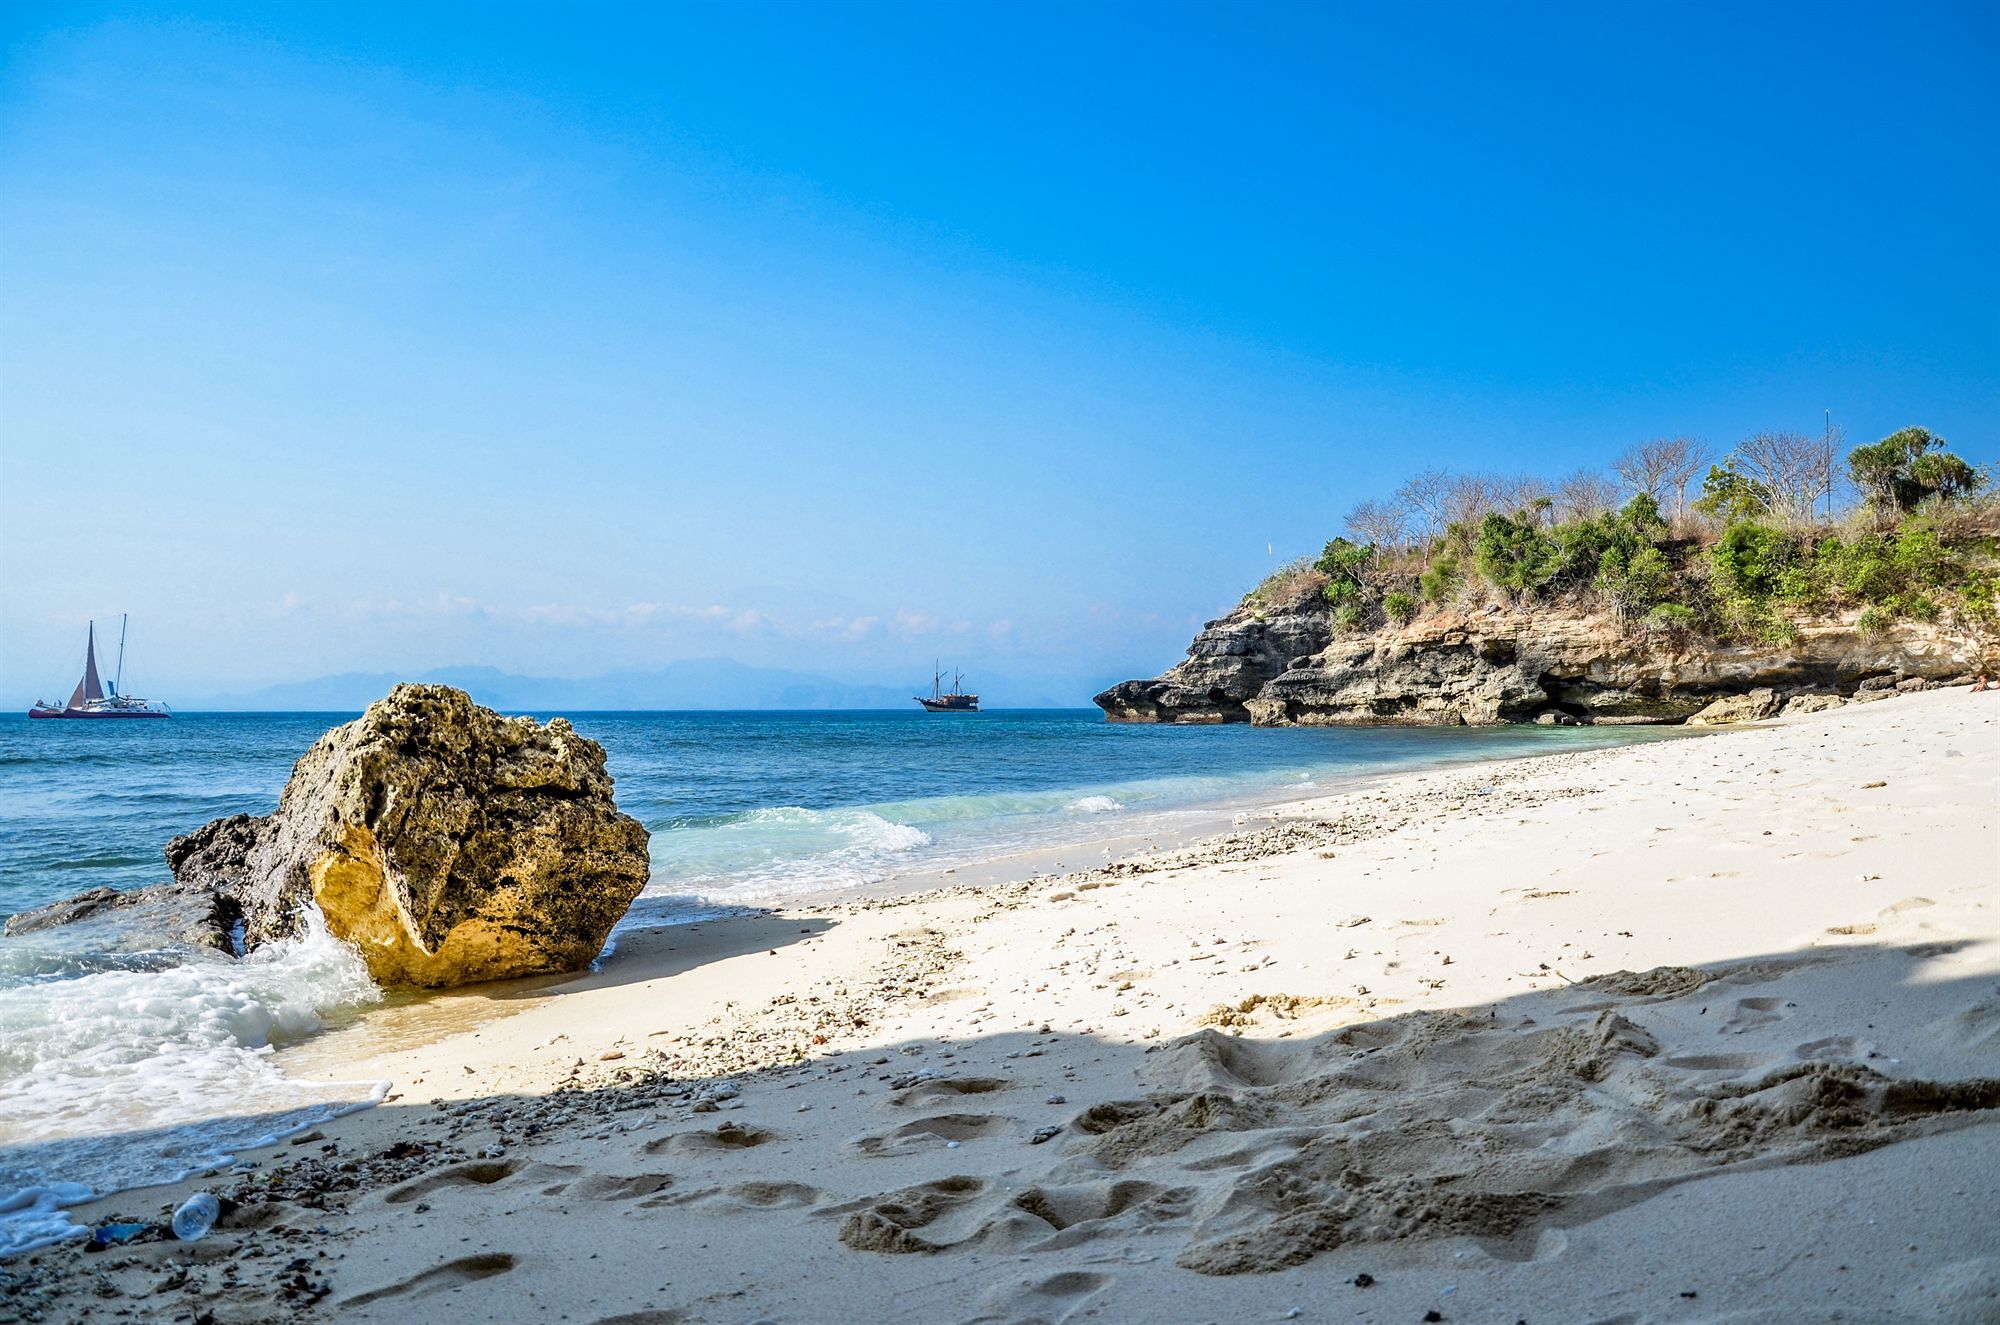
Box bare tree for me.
[1441,473,1501,530]
[1552,468,1621,522]
[1612,441,1673,504]
[1659,437,1710,521]
[1492,474,1553,521]
[1735,430,1835,525]
[1344,498,1408,550]
[1614,437,1710,520]
[1394,468,1451,548]
[1817,415,1847,520]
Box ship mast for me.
[115,613,128,698]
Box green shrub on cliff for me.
[1642,602,1697,635]
[1315,538,1373,607]
[1472,509,1555,592]
[1708,522,1805,603]
[1264,424,1993,648]
[1419,550,1463,603]
[1598,544,1675,616]
[1243,558,1327,610]
[1692,462,1773,523]
[1468,493,1674,611]
[1705,518,1971,633]
[1849,427,1982,514]
[1961,569,2000,624]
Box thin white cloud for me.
[286,593,1000,648]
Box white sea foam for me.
[0,910,386,1256]
[1064,795,1126,814]
[645,805,932,903]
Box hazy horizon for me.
[15,654,1098,713]
[3,3,1994,709]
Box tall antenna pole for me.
[116,614,129,697]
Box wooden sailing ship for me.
[914,664,979,712]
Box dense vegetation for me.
[1243,427,1998,645]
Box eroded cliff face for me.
[1095,605,1332,723]
[1097,601,1989,727]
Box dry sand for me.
[8,686,1998,1324]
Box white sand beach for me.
[14,686,1999,1324]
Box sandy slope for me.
[9,687,1999,1325]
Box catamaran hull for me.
[28,708,171,719]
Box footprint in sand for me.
[1008,1178,1193,1247]
[969,1270,1115,1324]
[652,1180,826,1212]
[1795,1035,1864,1060]
[1663,1052,1764,1072]
[1880,896,1936,916]
[855,1113,1014,1157]
[715,1180,823,1210]
[341,1253,518,1307]
[382,1158,523,1204]
[643,1122,777,1156]
[893,1076,1011,1106]
[1939,998,2000,1053]
[1720,997,1788,1035]
[1826,922,1879,937]
[558,1171,677,1202]
[834,1175,990,1253]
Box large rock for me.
[1095,603,1331,723]
[1685,687,1782,726]
[222,685,650,986]
[8,686,651,988]
[1100,601,1990,728]
[2,879,239,956]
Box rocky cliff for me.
[1097,601,1989,727]
[1096,602,1333,723]
[8,685,651,987]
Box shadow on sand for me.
[5,931,1998,1324]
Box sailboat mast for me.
[115,614,128,697]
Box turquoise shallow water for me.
[0,708,1663,920]
[0,707,1670,1255]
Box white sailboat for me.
[28,617,172,719]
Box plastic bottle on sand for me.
[171,1193,221,1242]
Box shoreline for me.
[289,723,1694,1082]
[6,686,1997,1323]
[624,719,1692,924]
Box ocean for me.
[0,708,1663,1253]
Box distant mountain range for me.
[181,660,1082,712]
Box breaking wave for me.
[1065,795,1126,814]
[0,910,386,1256]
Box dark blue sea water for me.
[0,707,1668,1255]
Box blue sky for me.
[2,2,1994,706]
